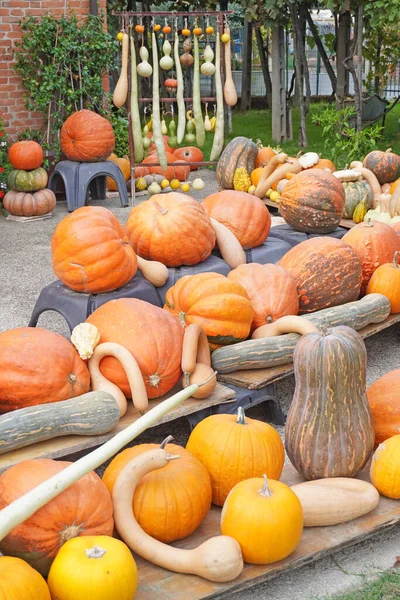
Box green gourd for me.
[169,119,178,148]
[185,120,196,144]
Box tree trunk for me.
[343,11,362,132]
[374,35,382,94]
[303,6,337,93]
[255,26,272,109]
[241,19,252,111]
[271,25,290,143]
[289,4,307,146]
[336,10,351,108]
[299,5,311,114]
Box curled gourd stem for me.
[252,316,319,339]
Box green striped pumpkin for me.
[343,180,372,219]
[7,167,48,192]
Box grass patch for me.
[325,570,400,600]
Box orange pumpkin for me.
[164,272,254,346]
[103,442,212,542]
[173,146,204,170]
[86,298,184,398]
[370,435,400,499]
[366,251,400,313]
[342,221,400,295]
[250,167,265,187]
[391,221,400,237]
[0,327,90,413]
[227,263,299,331]
[0,459,114,575]
[148,133,174,154]
[363,150,400,185]
[203,190,271,248]
[136,152,190,181]
[0,556,51,600]
[8,140,43,171]
[60,109,115,162]
[255,146,276,168]
[106,153,130,190]
[310,158,336,172]
[125,193,216,267]
[51,206,137,294]
[367,369,400,447]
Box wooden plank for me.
[217,313,400,390]
[0,384,235,474]
[133,463,400,600]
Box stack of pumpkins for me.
[3,141,56,217]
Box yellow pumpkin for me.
[0,556,51,600]
[221,475,303,564]
[106,154,131,190]
[370,435,400,499]
[47,536,138,600]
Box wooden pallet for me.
[217,313,400,390]
[133,464,400,600]
[0,384,235,474]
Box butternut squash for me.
[137,256,169,287]
[257,161,303,200]
[210,217,246,268]
[181,323,211,376]
[112,446,243,582]
[252,316,319,339]
[113,33,129,108]
[291,478,380,526]
[223,29,237,107]
[255,153,288,198]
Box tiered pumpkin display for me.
[367,369,400,447]
[86,298,184,398]
[103,441,212,542]
[60,109,115,162]
[279,169,345,233]
[370,435,400,499]
[126,193,216,266]
[186,408,284,506]
[278,237,363,313]
[106,153,130,191]
[4,140,56,217]
[366,251,400,313]
[0,556,51,600]
[285,326,375,480]
[0,327,89,413]
[227,263,299,331]
[342,221,400,295]
[363,150,400,184]
[216,137,258,189]
[0,459,114,575]
[51,206,137,293]
[163,272,254,347]
[203,190,271,248]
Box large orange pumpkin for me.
[227,263,299,331]
[363,150,400,185]
[60,109,115,162]
[278,237,363,314]
[255,146,276,168]
[125,193,216,267]
[342,221,400,295]
[164,272,254,346]
[310,158,336,172]
[51,206,137,294]
[203,190,271,248]
[367,370,400,447]
[0,327,89,413]
[135,152,190,181]
[173,146,204,169]
[103,442,212,542]
[8,140,43,171]
[0,556,51,600]
[279,169,345,233]
[106,153,130,190]
[0,459,114,575]
[86,298,183,398]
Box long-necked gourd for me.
[223,28,237,106]
[160,39,174,71]
[193,34,205,147]
[130,33,144,163]
[210,32,224,161]
[151,31,168,171]
[137,45,152,78]
[113,32,129,107]
[174,32,186,144]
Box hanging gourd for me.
[182,20,191,37]
[201,44,216,76]
[161,113,168,135]
[160,39,174,71]
[154,23,161,32]
[204,103,212,131]
[180,37,194,68]
[137,45,152,78]
[185,120,196,144]
[113,32,129,108]
[223,27,238,107]
[168,108,178,148]
[205,18,214,36]
[162,20,171,35]
[193,30,206,147]
[165,78,178,93]
[130,31,144,164]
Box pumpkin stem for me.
[178,311,187,327]
[160,435,174,449]
[183,372,190,387]
[393,251,399,269]
[68,373,77,384]
[366,218,374,228]
[319,322,330,337]
[148,373,161,388]
[151,200,168,215]
[85,545,107,559]
[237,406,246,425]
[258,474,272,498]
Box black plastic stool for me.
[28,272,162,333]
[48,160,129,212]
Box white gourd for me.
[298,152,319,169]
[160,39,174,71]
[201,45,216,76]
[137,46,153,77]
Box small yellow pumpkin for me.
[370,434,400,499]
[47,536,138,600]
[0,556,51,600]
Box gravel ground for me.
[1,171,399,599]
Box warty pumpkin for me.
[3,188,56,217]
[86,298,184,398]
[60,109,115,162]
[278,237,363,314]
[342,221,400,295]
[285,326,375,480]
[0,556,51,600]
[227,263,299,331]
[186,407,284,506]
[0,459,114,575]
[47,536,138,600]
[370,435,400,499]
[51,205,137,294]
[363,150,400,185]
[7,167,48,193]
[106,154,130,191]
[203,189,271,248]
[216,137,258,189]
[366,251,400,313]
[126,192,216,267]
[8,140,43,171]
[103,440,212,542]
[220,475,303,564]
[0,327,90,413]
[367,369,400,447]
[163,272,254,347]
[279,169,345,233]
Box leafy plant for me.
[109,101,130,158]
[0,113,12,210]
[312,106,383,167]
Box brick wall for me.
[0,0,107,139]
